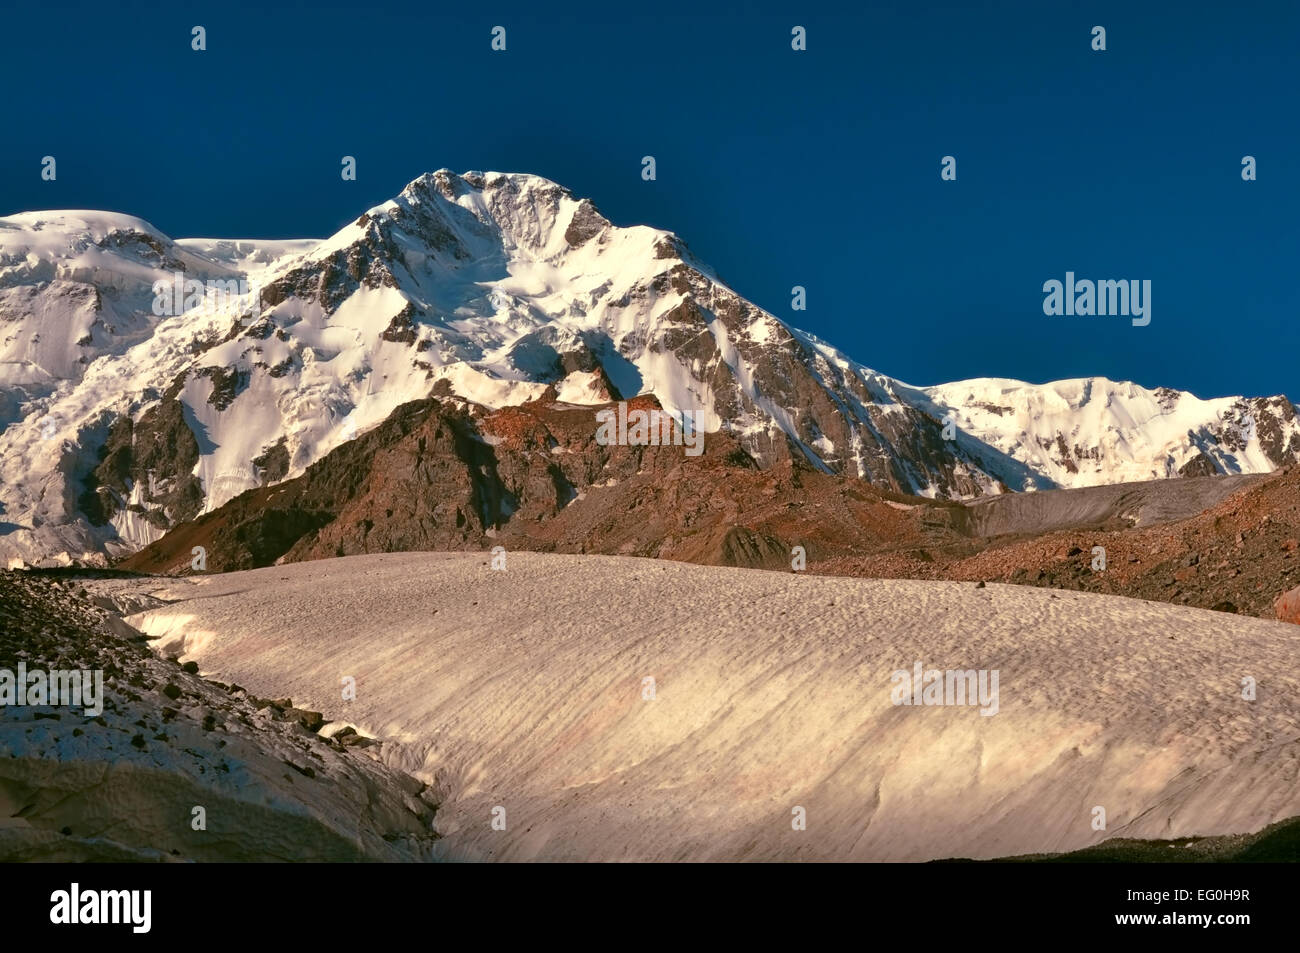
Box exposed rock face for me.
[119,399,510,572]
[563,198,609,247]
[1247,395,1300,465]
[194,365,249,410]
[252,437,290,484]
[78,395,204,532]
[1277,585,1300,625]
[640,262,1020,497]
[1179,452,1219,477]
[120,393,970,575]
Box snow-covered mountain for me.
[917,377,1299,488]
[1,170,1297,566]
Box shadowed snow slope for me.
[115,552,1300,862]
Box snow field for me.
[113,552,1300,861]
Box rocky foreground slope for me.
[0,570,439,861]
[103,552,1300,862]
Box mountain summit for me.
[2,170,1297,566]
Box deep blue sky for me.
[3,0,1296,399]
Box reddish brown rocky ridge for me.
[120,394,1300,627]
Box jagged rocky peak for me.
[260,170,625,311]
[363,169,616,255]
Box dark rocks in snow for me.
[286,708,325,733]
